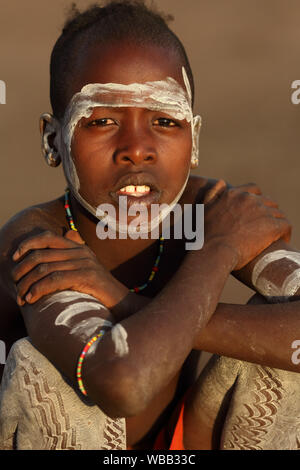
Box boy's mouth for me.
[117,185,151,197]
[110,174,161,206]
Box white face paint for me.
[252,250,300,299]
[58,67,201,233]
[111,324,129,357]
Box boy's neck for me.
[69,193,160,271]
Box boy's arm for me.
[233,238,300,296]
[222,181,297,296]
[18,238,236,418]
[1,186,289,418]
[194,297,300,373]
[0,207,238,417]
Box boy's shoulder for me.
[1,196,66,239]
[185,175,226,204]
[0,197,66,295]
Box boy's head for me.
[41,1,201,233]
[50,0,195,120]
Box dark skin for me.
[0,41,299,450]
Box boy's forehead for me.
[64,74,192,126]
[68,41,185,103]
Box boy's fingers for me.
[64,230,85,245]
[236,184,280,208]
[11,248,85,282]
[235,183,262,195]
[15,259,91,304]
[270,209,288,219]
[282,225,292,243]
[20,269,101,306]
[203,179,227,204]
[12,230,79,261]
[261,196,279,209]
[274,217,292,242]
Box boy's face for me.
[63,42,194,219]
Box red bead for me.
[152,267,159,272]
[134,287,140,293]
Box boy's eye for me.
[153,118,178,128]
[87,118,116,127]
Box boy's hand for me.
[203,180,291,270]
[11,229,129,308]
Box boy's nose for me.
[113,125,157,167]
[114,147,157,166]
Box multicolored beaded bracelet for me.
[76,330,106,396]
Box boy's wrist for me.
[189,237,239,273]
[110,291,151,322]
[105,279,130,310]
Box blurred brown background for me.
[0,0,300,306]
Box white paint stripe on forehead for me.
[62,70,193,155]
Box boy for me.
[0,1,300,450]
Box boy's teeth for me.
[119,185,150,194]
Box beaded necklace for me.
[64,188,164,293]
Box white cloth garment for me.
[0,337,126,450]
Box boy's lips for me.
[109,174,161,206]
[117,185,151,197]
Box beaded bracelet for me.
[76,330,106,396]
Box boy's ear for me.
[39,113,62,167]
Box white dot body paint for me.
[252,250,300,299]
[111,324,129,357]
[58,67,202,234]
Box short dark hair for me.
[50,0,195,119]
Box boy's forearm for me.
[22,239,236,416]
[114,240,300,376]
[233,238,298,293]
[85,239,236,415]
[194,300,300,372]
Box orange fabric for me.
[127,393,186,450]
[153,398,185,450]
